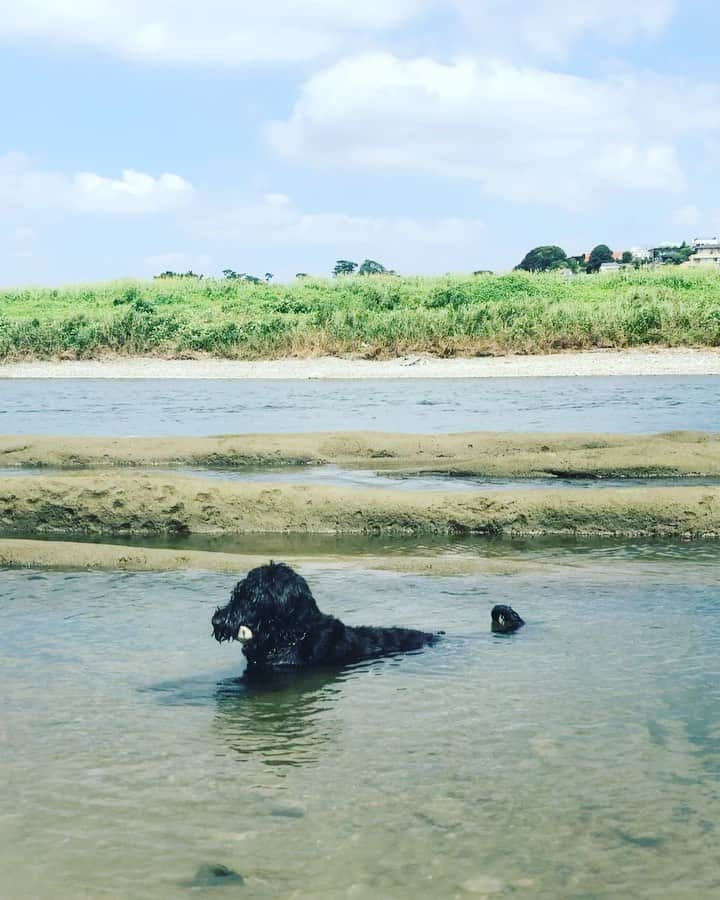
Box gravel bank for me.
[2,349,720,379]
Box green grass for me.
[1,268,719,360]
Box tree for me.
[154,270,202,279]
[358,259,387,275]
[515,245,568,272]
[223,269,263,283]
[565,258,581,273]
[333,259,358,276]
[295,273,309,279]
[621,251,633,264]
[656,243,695,265]
[264,272,274,282]
[586,244,614,273]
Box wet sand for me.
[0,538,544,576]
[1,470,718,537]
[1,430,718,478]
[2,348,720,379]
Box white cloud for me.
[2,0,428,66]
[1,1,676,67]
[191,192,484,249]
[14,225,36,242]
[268,54,720,205]
[669,205,720,236]
[0,153,193,215]
[451,0,676,61]
[671,205,702,227]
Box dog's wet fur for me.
[212,562,440,673]
[491,604,525,634]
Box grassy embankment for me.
[1,268,719,360]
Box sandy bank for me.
[2,430,719,478]
[1,471,718,538]
[0,538,542,577]
[2,348,720,379]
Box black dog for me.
[491,604,525,634]
[212,562,439,673]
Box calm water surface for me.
[24,531,720,570]
[3,374,720,898]
[1,376,718,435]
[2,560,720,899]
[4,464,719,494]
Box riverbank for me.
[1,430,718,477]
[1,471,718,537]
[0,538,544,576]
[2,348,720,378]
[2,270,719,362]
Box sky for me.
[1,0,718,285]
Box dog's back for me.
[300,617,438,666]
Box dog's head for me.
[212,562,322,667]
[491,604,525,634]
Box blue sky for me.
[1,1,718,285]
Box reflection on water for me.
[145,667,348,771]
[22,528,720,571]
[214,669,347,769]
[2,562,720,898]
[4,462,720,494]
[176,465,720,493]
[1,375,718,435]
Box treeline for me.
[155,259,395,282]
[516,243,695,274]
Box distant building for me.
[688,238,720,266]
[630,246,650,261]
[599,262,623,273]
[649,242,680,263]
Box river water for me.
[0,376,718,435]
[2,374,720,898]
[2,561,719,899]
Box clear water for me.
[1,376,718,436]
[2,375,719,898]
[17,530,720,571]
[5,464,719,495]
[2,561,720,899]
[175,467,720,493]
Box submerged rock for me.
[183,863,245,888]
[462,874,504,894]
[270,802,306,818]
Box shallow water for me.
[2,560,720,899]
[4,464,720,494]
[177,466,720,493]
[1,376,718,435]
[23,530,720,573]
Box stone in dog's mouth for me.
[236,625,254,643]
